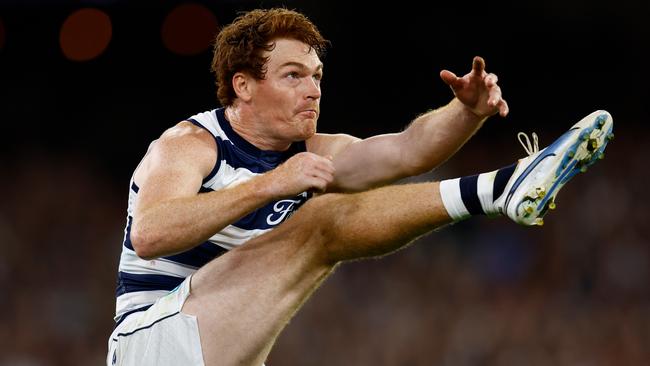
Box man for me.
[107,8,613,366]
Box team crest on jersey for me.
[266,192,309,226]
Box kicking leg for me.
[182,182,453,366]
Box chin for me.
[301,120,317,139]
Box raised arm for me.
[309,56,509,192]
[130,122,335,259]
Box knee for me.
[283,193,356,263]
[291,193,349,229]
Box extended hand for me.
[440,56,509,118]
[263,152,335,198]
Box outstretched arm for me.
[309,56,509,192]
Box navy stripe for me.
[504,153,555,209]
[218,137,306,172]
[163,241,228,268]
[122,216,225,275]
[189,118,223,183]
[123,216,134,250]
[219,140,278,172]
[459,175,484,215]
[199,186,214,193]
[114,304,152,328]
[493,163,517,199]
[131,181,139,193]
[231,192,311,230]
[502,127,577,209]
[116,272,184,297]
[123,214,225,266]
[115,312,180,338]
[187,118,202,128]
[204,136,222,183]
[215,107,307,164]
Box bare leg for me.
[182,182,452,366]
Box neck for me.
[225,106,292,151]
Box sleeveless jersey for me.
[114,108,310,322]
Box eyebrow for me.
[278,61,323,73]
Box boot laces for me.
[517,132,539,156]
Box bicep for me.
[134,128,216,214]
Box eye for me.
[313,73,323,81]
[286,71,300,79]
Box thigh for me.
[182,201,337,366]
[107,278,204,366]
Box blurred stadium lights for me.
[59,8,112,62]
[161,2,218,56]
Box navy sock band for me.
[458,163,518,217]
[493,163,518,199]
[459,175,483,215]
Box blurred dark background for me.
[1,0,648,365]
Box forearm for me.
[401,98,486,173]
[132,176,275,259]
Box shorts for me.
[106,276,204,366]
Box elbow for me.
[400,146,447,176]
[400,157,434,177]
[403,161,429,177]
[130,222,162,260]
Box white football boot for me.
[494,110,614,226]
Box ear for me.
[232,72,254,102]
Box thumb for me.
[440,70,457,86]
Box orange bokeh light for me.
[59,8,112,62]
[161,3,218,56]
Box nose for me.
[305,77,321,101]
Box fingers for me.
[472,56,485,76]
[486,85,509,116]
[485,73,498,87]
[487,84,502,107]
[444,56,509,118]
[306,173,333,193]
[271,152,337,196]
[304,161,335,193]
[497,98,509,117]
[483,69,508,116]
[298,153,335,191]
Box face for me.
[247,38,323,141]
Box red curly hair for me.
[211,8,329,106]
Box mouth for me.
[299,109,318,119]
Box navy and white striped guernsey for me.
[114,108,311,322]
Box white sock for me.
[439,163,517,221]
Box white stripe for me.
[209,225,271,250]
[208,161,261,190]
[217,224,270,238]
[439,178,470,221]
[189,109,231,142]
[126,178,138,217]
[477,171,498,216]
[118,247,198,278]
[115,290,170,321]
[188,110,222,139]
[210,109,229,140]
[203,160,260,190]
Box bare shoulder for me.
[159,121,216,151]
[134,121,217,181]
[307,133,361,157]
